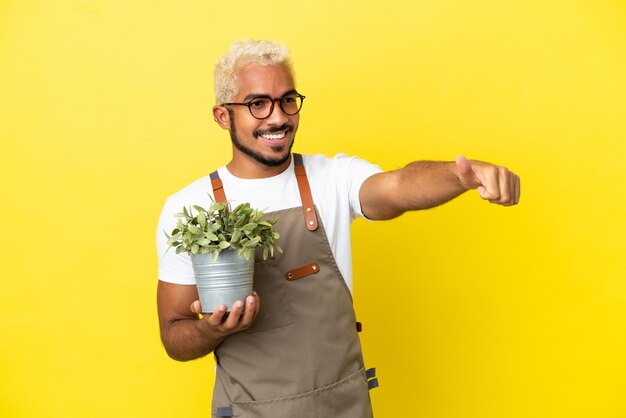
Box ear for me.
[212,105,231,130]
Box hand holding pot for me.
[191,292,261,337]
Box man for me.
[156,39,520,417]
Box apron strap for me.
[366,367,379,390]
[216,406,233,417]
[209,155,319,232]
[210,171,227,204]
[293,153,319,231]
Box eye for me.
[282,96,296,104]
[250,99,267,108]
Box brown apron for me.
[209,154,378,417]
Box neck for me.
[226,152,292,179]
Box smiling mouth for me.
[260,131,286,140]
[255,126,290,142]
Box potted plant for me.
[164,200,281,313]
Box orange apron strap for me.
[293,153,319,231]
[209,171,227,204]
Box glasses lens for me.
[280,94,303,115]
[249,97,273,119]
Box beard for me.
[228,109,295,168]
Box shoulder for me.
[302,153,381,174]
[162,173,216,212]
[300,153,383,218]
[302,153,383,183]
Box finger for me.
[500,172,520,206]
[223,300,244,329]
[190,300,202,314]
[507,173,517,206]
[455,156,479,189]
[239,295,257,328]
[252,292,261,316]
[514,175,521,204]
[496,167,511,204]
[480,166,500,201]
[455,155,472,176]
[507,171,515,205]
[207,304,227,326]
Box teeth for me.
[261,131,286,140]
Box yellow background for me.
[1,1,625,417]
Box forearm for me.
[160,317,226,362]
[394,160,466,211]
[361,160,466,220]
[157,281,260,362]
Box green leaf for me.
[197,211,206,227]
[244,236,261,248]
[241,223,257,233]
[209,203,225,213]
[171,200,280,262]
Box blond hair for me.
[214,39,295,104]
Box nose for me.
[265,99,289,125]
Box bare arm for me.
[157,281,260,362]
[360,156,520,220]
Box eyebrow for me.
[243,89,297,101]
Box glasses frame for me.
[222,93,306,120]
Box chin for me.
[231,127,296,168]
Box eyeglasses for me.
[222,92,305,120]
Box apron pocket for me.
[231,367,372,418]
[244,259,295,333]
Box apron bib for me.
[209,154,378,417]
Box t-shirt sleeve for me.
[156,197,197,285]
[347,156,383,219]
[334,154,383,220]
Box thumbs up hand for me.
[455,156,520,206]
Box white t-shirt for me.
[156,153,382,292]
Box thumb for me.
[455,155,480,189]
[190,300,202,314]
[455,155,472,176]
